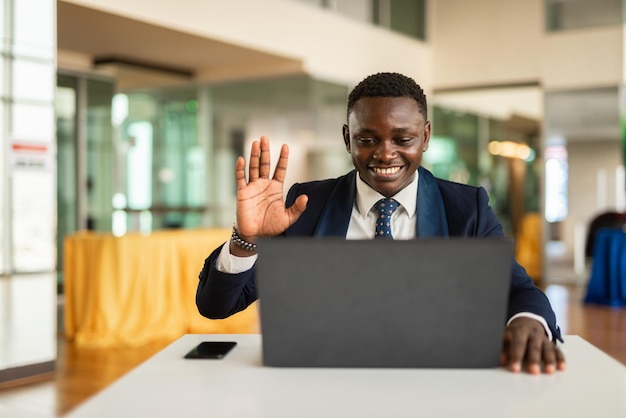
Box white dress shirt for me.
[346,171,418,240]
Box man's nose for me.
[374,140,396,160]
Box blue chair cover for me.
[584,227,626,307]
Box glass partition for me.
[118,88,203,232]
[428,105,541,237]
[59,74,350,236]
[376,0,426,40]
[86,79,115,232]
[430,107,479,186]
[56,75,78,290]
[291,0,426,40]
[209,75,350,225]
[546,0,622,31]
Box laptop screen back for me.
[256,237,512,368]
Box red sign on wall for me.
[10,140,53,170]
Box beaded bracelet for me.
[232,225,257,252]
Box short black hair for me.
[346,72,427,121]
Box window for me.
[546,0,622,31]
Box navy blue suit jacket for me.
[196,167,561,341]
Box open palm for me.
[235,136,308,240]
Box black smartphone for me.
[184,341,237,359]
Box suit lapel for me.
[313,171,356,237]
[416,166,449,237]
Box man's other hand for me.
[501,317,566,374]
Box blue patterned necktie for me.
[374,198,399,239]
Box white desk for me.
[65,334,626,418]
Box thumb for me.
[287,194,308,222]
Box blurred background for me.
[1,0,626,414]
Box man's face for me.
[343,96,430,197]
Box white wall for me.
[543,27,623,89]
[431,0,543,88]
[431,0,623,90]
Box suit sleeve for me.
[195,243,258,319]
[474,187,562,342]
[194,182,307,319]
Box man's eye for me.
[357,138,376,145]
[397,137,415,144]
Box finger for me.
[555,346,566,371]
[541,342,557,374]
[235,156,247,191]
[259,136,271,179]
[500,335,510,366]
[273,144,290,183]
[248,140,261,181]
[505,330,529,373]
[500,352,508,367]
[524,334,544,375]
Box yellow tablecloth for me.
[64,228,259,348]
[514,212,542,283]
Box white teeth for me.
[373,167,400,175]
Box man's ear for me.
[342,124,351,152]
[423,121,431,152]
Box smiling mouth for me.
[371,166,402,176]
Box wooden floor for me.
[0,283,625,417]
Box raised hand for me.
[233,136,308,251]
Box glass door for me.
[56,75,78,292]
[55,73,114,293]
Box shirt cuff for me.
[507,312,553,342]
[216,238,258,274]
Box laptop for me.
[256,237,512,368]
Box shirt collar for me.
[355,171,419,217]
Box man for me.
[196,72,566,375]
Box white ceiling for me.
[57,1,304,89]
